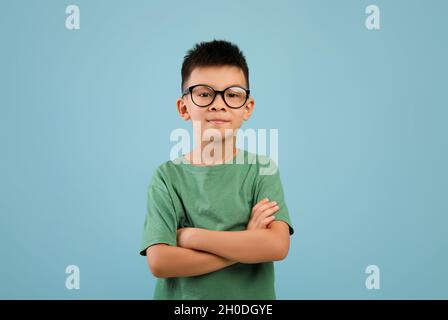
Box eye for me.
[226,92,243,98]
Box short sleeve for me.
[139,169,178,256]
[254,158,294,235]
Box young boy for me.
[139,39,294,300]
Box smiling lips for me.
[207,119,230,125]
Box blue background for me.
[1,0,447,299]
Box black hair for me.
[181,39,249,92]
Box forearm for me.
[187,229,284,264]
[147,244,237,278]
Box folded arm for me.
[179,221,291,264]
[145,199,290,277]
[146,244,237,278]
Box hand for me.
[246,198,280,230]
[176,227,195,249]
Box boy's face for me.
[176,65,255,141]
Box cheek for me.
[231,112,245,125]
[188,109,205,120]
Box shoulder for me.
[244,150,279,176]
[148,159,182,189]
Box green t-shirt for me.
[139,148,294,300]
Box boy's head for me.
[176,40,255,141]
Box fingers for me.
[258,201,278,214]
[252,198,270,213]
[260,205,279,219]
[252,202,280,228]
[254,201,278,219]
[260,215,276,228]
[252,200,277,217]
[247,198,281,230]
[254,205,279,226]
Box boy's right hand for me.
[246,198,279,230]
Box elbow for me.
[267,221,291,261]
[147,257,163,278]
[278,248,289,261]
[273,248,288,261]
[146,245,167,278]
[273,240,290,261]
[152,268,165,279]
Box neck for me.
[190,135,237,166]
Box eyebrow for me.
[197,83,247,90]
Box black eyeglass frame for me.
[181,84,251,109]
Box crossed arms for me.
[146,198,291,278]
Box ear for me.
[242,96,255,121]
[176,97,191,121]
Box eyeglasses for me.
[182,84,250,109]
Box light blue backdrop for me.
[1,0,447,299]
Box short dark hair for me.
[181,39,250,92]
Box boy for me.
[140,39,294,299]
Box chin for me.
[202,126,236,141]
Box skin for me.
[146,65,291,278]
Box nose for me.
[208,92,227,111]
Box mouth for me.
[207,119,231,125]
